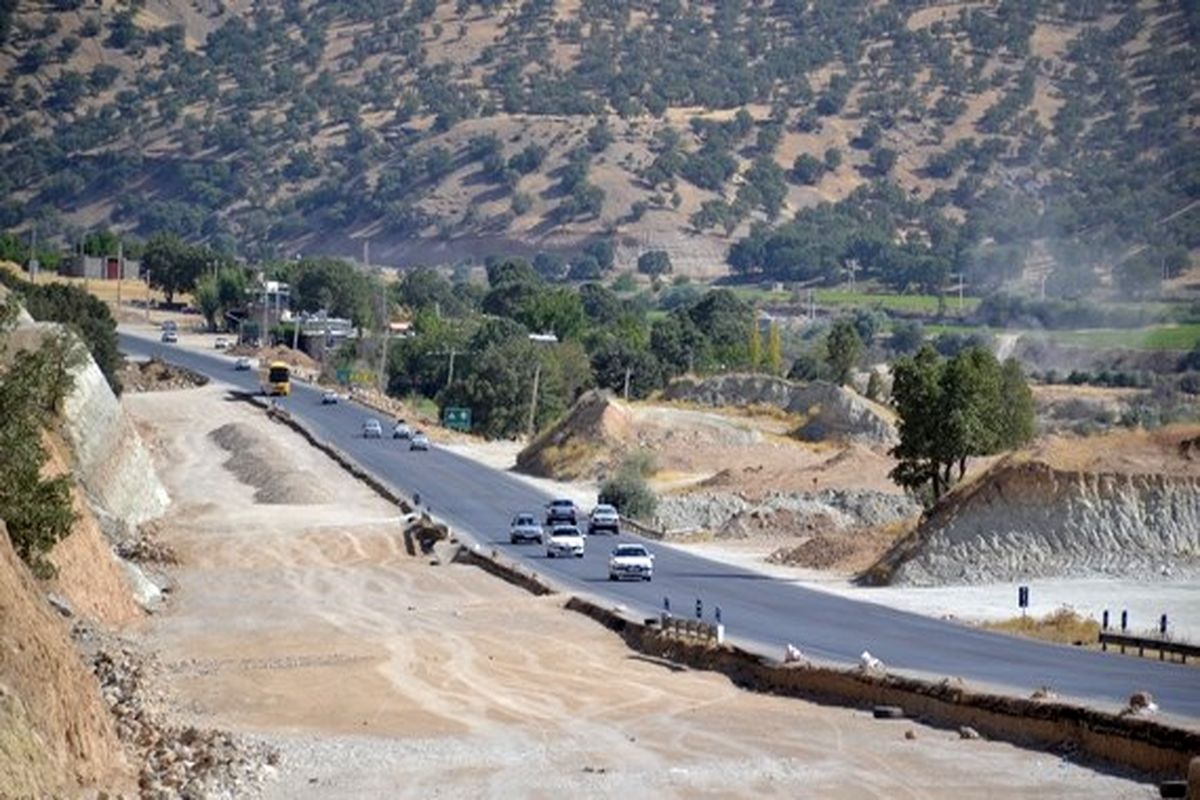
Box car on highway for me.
[608,543,654,581]
[362,418,383,439]
[588,504,620,535]
[160,330,178,343]
[509,513,544,545]
[234,356,252,371]
[544,498,577,526]
[392,420,412,439]
[321,391,339,405]
[545,525,585,558]
[214,337,229,350]
[409,431,430,451]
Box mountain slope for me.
[1,1,1196,278]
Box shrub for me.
[599,456,657,520]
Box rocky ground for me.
[112,381,1159,798]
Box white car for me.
[509,513,544,545]
[588,504,620,535]
[363,419,383,439]
[392,420,412,439]
[234,357,252,371]
[545,525,585,559]
[214,337,229,349]
[608,543,654,581]
[160,330,178,343]
[409,431,430,451]
[321,391,339,405]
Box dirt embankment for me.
[0,522,133,798]
[877,426,1200,586]
[662,373,899,447]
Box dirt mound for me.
[769,534,858,570]
[119,358,209,393]
[228,344,319,372]
[874,426,1200,586]
[209,422,331,505]
[0,522,132,797]
[516,390,634,479]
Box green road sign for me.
[443,406,471,431]
[335,368,350,385]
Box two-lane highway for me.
[122,330,1200,721]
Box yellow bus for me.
[260,361,291,396]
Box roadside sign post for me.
[444,406,472,432]
[695,598,702,620]
[1018,585,1029,617]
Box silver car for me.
[409,431,430,450]
[509,513,544,544]
[363,419,383,439]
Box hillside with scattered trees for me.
[1,0,1196,288]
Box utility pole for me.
[807,289,815,322]
[145,270,151,322]
[28,225,37,280]
[261,278,269,348]
[116,240,123,309]
[623,367,632,401]
[377,276,389,395]
[446,349,457,388]
[1039,272,1049,302]
[527,362,541,437]
[292,312,301,351]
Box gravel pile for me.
[76,627,277,799]
[209,423,331,505]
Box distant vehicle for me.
[321,391,339,405]
[234,357,252,371]
[160,330,178,344]
[608,543,654,581]
[160,320,177,332]
[588,504,620,536]
[214,337,229,350]
[545,498,577,526]
[546,525,585,559]
[362,418,383,439]
[509,513,544,545]
[392,420,412,439]
[260,361,291,396]
[409,431,430,451]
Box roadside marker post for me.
[1121,610,1128,632]
[1018,585,1029,617]
[695,598,703,620]
[663,596,670,616]
[1102,610,1109,630]
[1161,614,1168,637]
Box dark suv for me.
[544,498,577,526]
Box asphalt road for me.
[122,331,1200,721]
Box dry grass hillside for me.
[2,1,1194,277]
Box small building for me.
[61,255,141,280]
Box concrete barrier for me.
[564,595,1200,780]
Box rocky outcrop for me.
[885,461,1200,586]
[517,390,633,479]
[655,489,919,538]
[662,374,898,447]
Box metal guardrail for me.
[659,613,725,645]
[1098,631,1198,663]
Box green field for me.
[729,286,980,315]
[919,323,1200,352]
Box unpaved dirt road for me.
[123,385,1153,799]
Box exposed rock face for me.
[655,489,919,537]
[887,462,1200,586]
[62,347,170,535]
[662,374,898,447]
[516,390,633,479]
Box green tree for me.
[637,250,672,277]
[792,153,825,185]
[826,318,863,386]
[290,257,376,329]
[517,287,587,341]
[142,233,207,305]
[766,321,783,375]
[748,319,762,370]
[193,274,221,331]
[598,455,657,520]
[0,309,81,577]
[890,345,1034,504]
